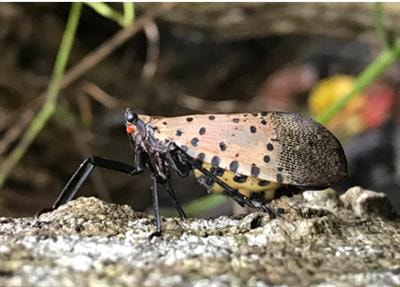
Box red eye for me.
[126,125,135,134]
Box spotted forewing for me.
[147,112,347,188]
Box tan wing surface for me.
[148,112,347,187]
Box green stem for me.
[86,2,126,27]
[123,3,135,25]
[373,3,391,49]
[184,194,227,216]
[316,38,400,125]
[0,3,82,188]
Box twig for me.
[0,3,82,188]
[0,108,35,156]
[0,92,49,161]
[61,4,173,89]
[82,81,120,109]
[79,81,120,125]
[142,20,160,82]
[76,89,93,126]
[177,93,243,113]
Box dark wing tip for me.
[272,112,348,187]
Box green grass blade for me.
[373,3,391,49]
[86,2,126,27]
[0,3,82,188]
[161,194,228,217]
[123,3,135,25]
[316,38,400,125]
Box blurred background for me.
[0,3,399,217]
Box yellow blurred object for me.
[309,75,366,138]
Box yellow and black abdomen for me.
[193,163,281,202]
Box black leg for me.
[248,198,284,217]
[167,150,191,177]
[149,175,162,238]
[186,156,243,199]
[39,156,143,215]
[165,181,186,219]
[54,160,95,207]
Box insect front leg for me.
[149,174,162,238]
[38,156,143,215]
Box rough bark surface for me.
[0,187,399,286]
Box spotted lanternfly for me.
[41,109,347,237]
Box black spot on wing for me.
[191,137,199,147]
[211,156,220,167]
[229,160,239,173]
[219,142,227,151]
[251,164,260,177]
[199,127,206,135]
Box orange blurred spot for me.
[126,125,135,134]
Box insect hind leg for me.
[180,150,284,218]
[248,198,284,217]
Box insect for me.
[42,109,347,237]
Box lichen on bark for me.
[0,187,399,286]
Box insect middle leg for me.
[166,149,191,177]
[165,180,186,218]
